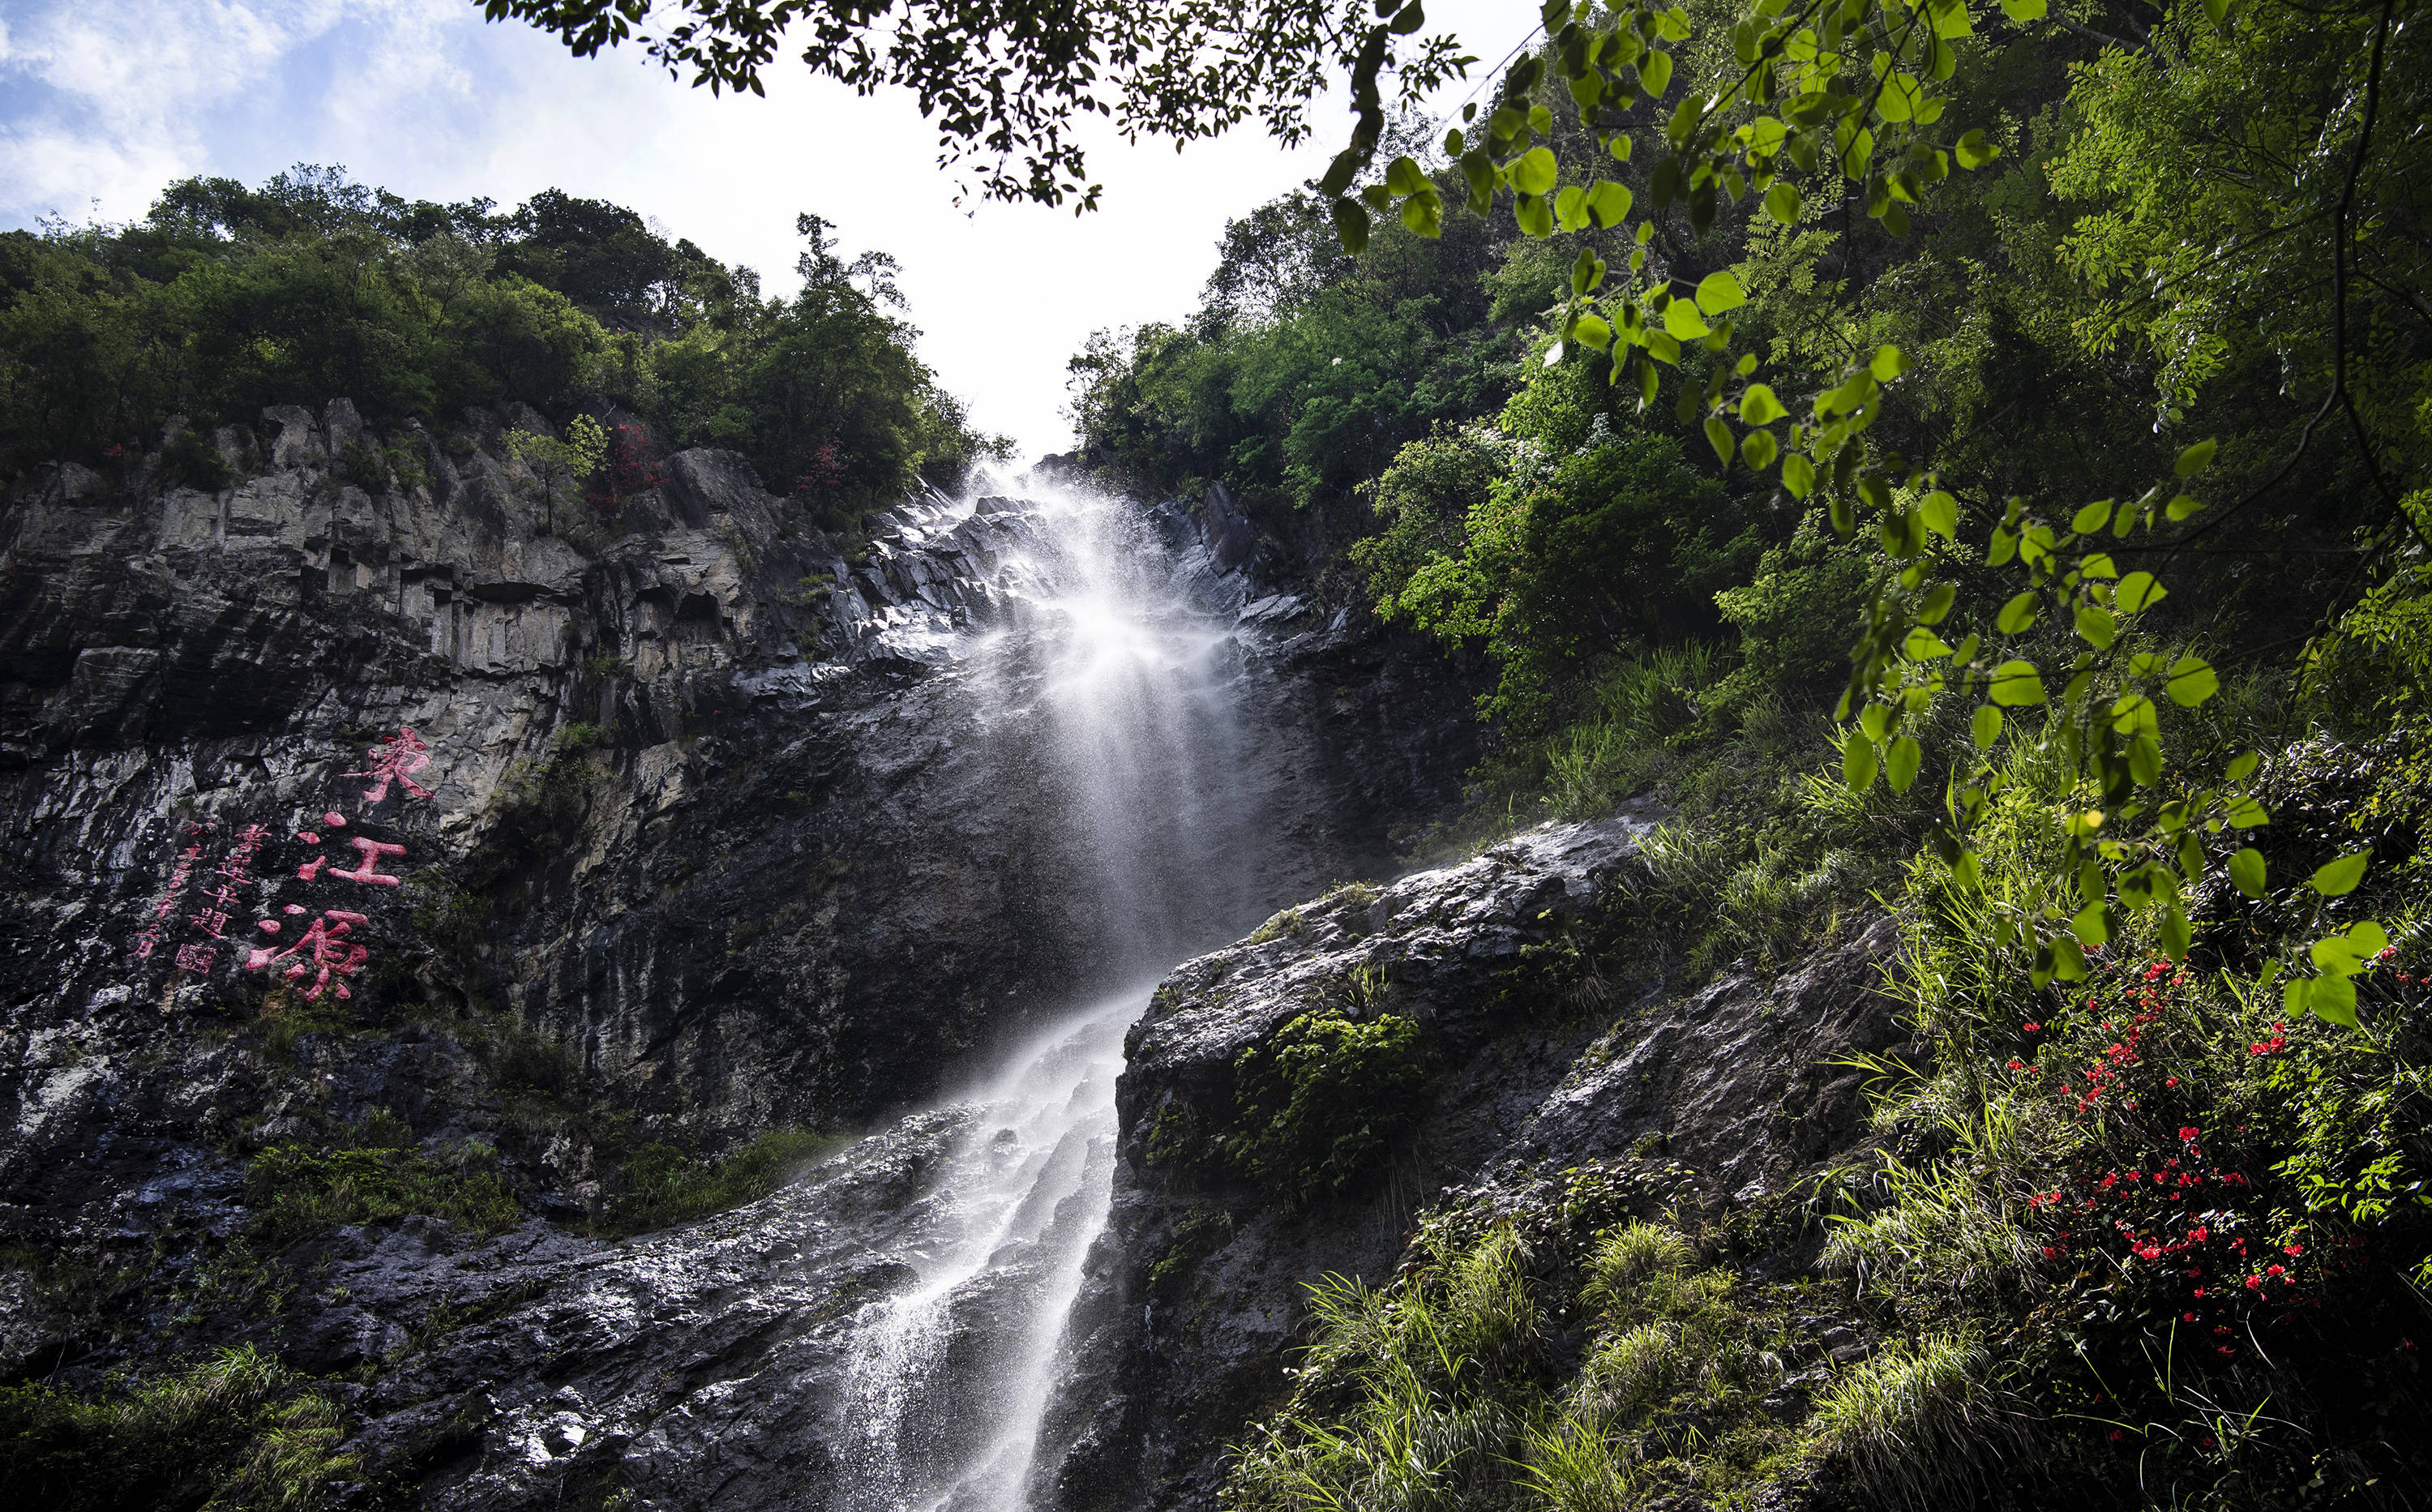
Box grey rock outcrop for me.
[1044,817,1907,1512]
[0,407,1476,1384]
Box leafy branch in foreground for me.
[1308,0,2415,1024]
[482,0,1475,208]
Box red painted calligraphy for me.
[246,910,371,1000]
[329,835,405,887]
[345,727,434,803]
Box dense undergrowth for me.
[0,1345,355,1512]
[1058,0,2432,1501]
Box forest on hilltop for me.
[0,167,1005,518]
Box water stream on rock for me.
[834,484,1279,1512]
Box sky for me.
[0,0,1538,463]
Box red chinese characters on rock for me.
[191,822,272,943]
[293,814,405,888]
[130,827,211,961]
[131,726,444,987]
[345,726,434,804]
[246,910,371,1000]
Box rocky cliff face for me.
[1045,818,1909,1512]
[0,402,1476,1386]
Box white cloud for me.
[0,0,1540,460]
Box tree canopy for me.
[0,167,1005,511]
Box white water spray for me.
[835,482,1276,1511]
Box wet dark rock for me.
[1044,823,1907,1512]
[0,409,1475,1401]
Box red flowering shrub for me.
[2013,953,2383,1363]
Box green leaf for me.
[1877,72,1925,122]
[1553,185,1591,232]
[1972,705,2003,749]
[1843,731,1879,790]
[1385,155,1429,196]
[1739,384,1787,424]
[2160,905,2192,959]
[2070,900,2110,947]
[2072,499,2113,535]
[1511,147,1560,196]
[2075,604,2117,649]
[1696,271,1748,315]
[2225,794,2269,828]
[1886,734,1923,791]
[1663,298,1711,339]
[2310,850,2370,897]
[1955,128,1998,169]
[2128,733,2161,786]
[2174,438,2218,476]
[1762,181,1801,224]
[1516,194,1554,238]
[1704,414,1736,467]
[1999,0,2047,19]
[1782,453,1815,498]
[1330,196,1371,253]
[1989,659,2046,706]
[1586,179,1633,228]
[1997,591,2039,634]
[2116,571,2166,612]
[2165,656,2220,707]
[2307,973,2360,1027]
[1573,314,1612,349]
[1399,191,1443,236]
[2350,919,2391,958]
[1869,345,1909,381]
[2166,494,2202,521]
[1905,628,1954,659]
[2229,848,2267,897]
[1570,247,1605,294]
[1741,428,1779,471]
[1920,490,1958,538]
[1638,50,1673,97]
[2204,0,2228,22]
[2052,935,2088,981]
[2227,751,2259,782]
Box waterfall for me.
[833,482,1275,1511]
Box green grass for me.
[246,1111,520,1249]
[1808,1332,2014,1510]
[0,1345,354,1512]
[600,1129,852,1235]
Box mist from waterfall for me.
[833,481,1279,1512]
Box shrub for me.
[0,1345,353,1512]
[161,426,233,492]
[246,1113,520,1248]
[1222,1012,1427,1206]
[602,1129,850,1235]
[1808,1331,2012,1510]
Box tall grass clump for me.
[1808,1331,2015,1509]
[603,1129,851,1234]
[0,1345,355,1512]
